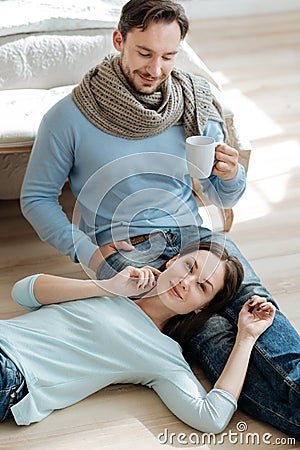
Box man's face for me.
[113,21,181,94]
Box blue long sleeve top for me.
[0,274,237,430]
[21,94,246,266]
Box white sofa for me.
[0,0,250,229]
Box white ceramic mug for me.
[186,135,216,178]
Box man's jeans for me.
[0,348,27,422]
[97,226,300,440]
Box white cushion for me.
[0,0,124,37]
[0,30,114,90]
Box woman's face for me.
[156,250,225,315]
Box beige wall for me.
[182,0,300,19]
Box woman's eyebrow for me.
[193,258,214,292]
[205,279,214,293]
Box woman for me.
[0,242,275,433]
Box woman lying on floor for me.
[0,242,275,433]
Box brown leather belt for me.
[130,232,160,246]
[130,234,151,245]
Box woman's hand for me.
[237,296,276,341]
[101,265,161,298]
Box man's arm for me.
[89,240,134,272]
[21,108,98,267]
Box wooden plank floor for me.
[0,11,299,450]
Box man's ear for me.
[113,30,123,51]
[165,254,178,268]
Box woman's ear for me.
[194,303,208,314]
[113,30,124,51]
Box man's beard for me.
[123,67,164,95]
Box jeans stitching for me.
[254,343,300,396]
[223,308,300,397]
[241,391,300,429]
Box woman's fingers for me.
[128,265,161,290]
[243,296,276,319]
[245,295,267,310]
[254,302,276,318]
[136,268,154,289]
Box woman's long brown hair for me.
[162,241,244,349]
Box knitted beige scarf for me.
[72,54,224,140]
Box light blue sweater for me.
[21,95,245,266]
[0,275,237,431]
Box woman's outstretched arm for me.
[152,296,275,434]
[32,274,108,303]
[12,266,161,309]
[214,296,276,399]
[11,274,107,310]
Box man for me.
[21,0,299,438]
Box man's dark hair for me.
[118,0,189,40]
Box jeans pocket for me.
[96,234,170,280]
[1,376,27,422]
[1,387,16,422]
[0,354,27,422]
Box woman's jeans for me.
[97,226,300,440]
[0,348,27,422]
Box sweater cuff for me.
[11,274,43,311]
[218,164,245,190]
[74,237,99,268]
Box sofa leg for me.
[223,208,234,232]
